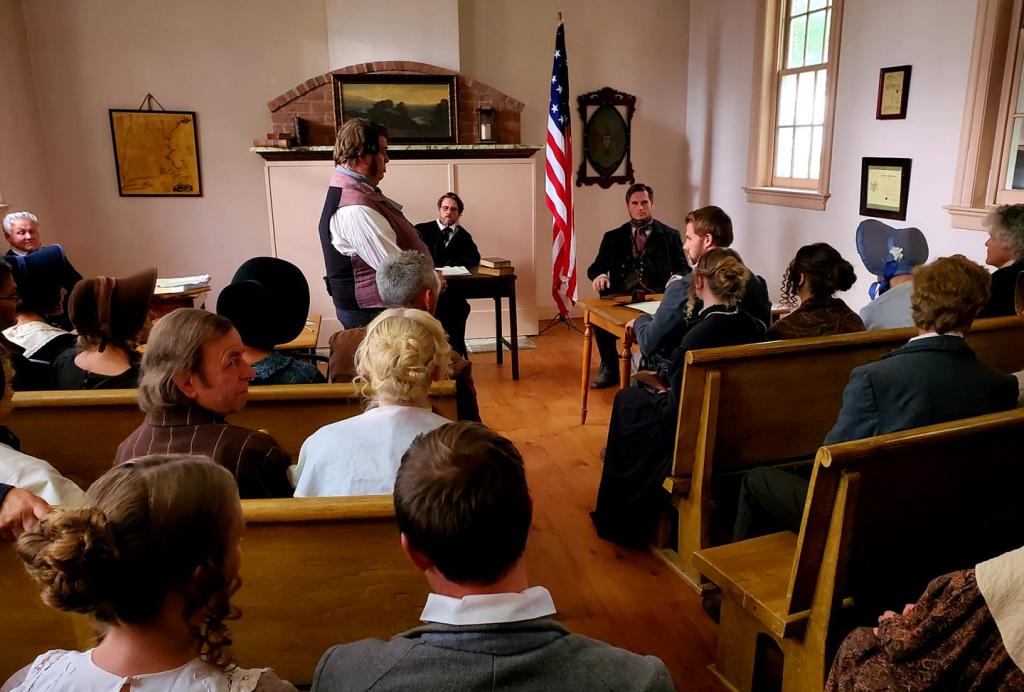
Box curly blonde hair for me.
[686,247,750,318]
[354,308,451,408]
[17,455,242,669]
[911,255,991,334]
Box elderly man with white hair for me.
[2,211,82,330]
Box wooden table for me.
[578,296,659,425]
[276,314,321,352]
[444,269,519,380]
[149,285,211,320]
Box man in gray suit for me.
[312,422,675,691]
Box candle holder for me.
[477,107,496,143]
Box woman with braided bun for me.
[767,243,864,340]
[291,308,451,497]
[4,454,296,691]
[592,248,767,547]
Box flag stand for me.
[539,312,582,335]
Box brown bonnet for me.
[69,268,157,347]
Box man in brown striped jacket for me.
[115,309,293,498]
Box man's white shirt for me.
[329,205,402,271]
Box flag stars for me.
[554,50,561,58]
[551,76,557,83]
[556,85,563,93]
[551,104,559,113]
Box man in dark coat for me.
[2,211,82,330]
[733,255,1020,541]
[586,183,688,388]
[415,192,481,358]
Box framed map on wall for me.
[108,110,202,196]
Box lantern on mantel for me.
[476,107,496,143]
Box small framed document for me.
[860,157,912,221]
[876,65,912,120]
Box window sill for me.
[743,186,830,211]
[944,204,991,231]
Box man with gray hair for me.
[2,211,82,330]
[329,251,480,422]
[115,308,293,498]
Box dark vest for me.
[318,170,428,310]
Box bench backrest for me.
[786,408,1024,633]
[8,381,458,489]
[0,496,425,687]
[671,315,1024,480]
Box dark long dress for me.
[827,569,1024,691]
[767,296,865,340]
[591,304,767,547]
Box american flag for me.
[545,21,576,315]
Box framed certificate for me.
[876,65,912,120]
[860,157,911,220]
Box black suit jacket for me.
[978,259,1024,318]
[415,221,482,269]
[586,220,688,294]
[824,335,1018,445]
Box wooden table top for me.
[276,314,321,351]
[578,295,663,327]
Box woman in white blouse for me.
[292,308,452,497]
[4,454,296,692]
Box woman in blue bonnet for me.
[855,220,929,330]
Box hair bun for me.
[17,506,120,613]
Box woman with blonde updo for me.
[592,248,767,547]
[5,454,296,691]
[291,308,451,497]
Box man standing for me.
[319,118,430,329]
[2,211,82,330]
[415,192,481,357]
[586,183,688,388]
[115,308,293,499]
[312,422,674,691]
[628,206,771,380]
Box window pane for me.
[793,126,812,178]
[790,0,808,16]
[810,125,823,179]
[796,71,815,125]
[809,0,827,9]
[805,9,827,65]
[788,16,807,68]
[776,127,794,178]
[1005,118,1024,189]
[778,74,797,126]
[813,69,827,124]
[823,9,831,60]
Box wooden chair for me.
[8,381,458,489]
[2,496,426,687]
[692,408,1024,691]
[658,315,1024,591]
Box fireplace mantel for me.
[252,144,541,162]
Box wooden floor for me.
[469,320,720,690]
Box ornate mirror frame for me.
[576,87,636,188]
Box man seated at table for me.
[2,211,82,330]
[312,421,674,691]
[627,205,771,381]
[586,183,688,388]
[329,251,481,422]
[733,255,1019,541]
[115,308,293,498]
[416,192,481,358]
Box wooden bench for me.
[692,408,1024,691]
[8,381,458,489]
[1,496,426,686]
[658,315,1024,591]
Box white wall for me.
[687,0,984,310]
[0,0,52,218]
[18,0,328,297]
[460,0,690,318]
[326,0,460,71]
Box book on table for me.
[479,257,511,268]
[477,266,515,276]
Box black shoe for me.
[590,364,618,389]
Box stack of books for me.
[154,274,211,295]
[478,257,514,276]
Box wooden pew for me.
[1,496,427,687]
[8,381,458,489]
[691,408,1024,692]
[658,315,1024,591]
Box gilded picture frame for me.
[108,109,202,197]
[333,74,458,144]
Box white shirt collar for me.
[420,586,556,626]
[9,247,28,257]
[909,330,964,343]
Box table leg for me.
[618,338,632,390]
[580,313,593,425]
[494,297,503,365]
[508,291,519,380]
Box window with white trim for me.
[744,0,844,211]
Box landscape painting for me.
[335,75,457,143]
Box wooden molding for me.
[944,204,993,231]
[743,186,830,211]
